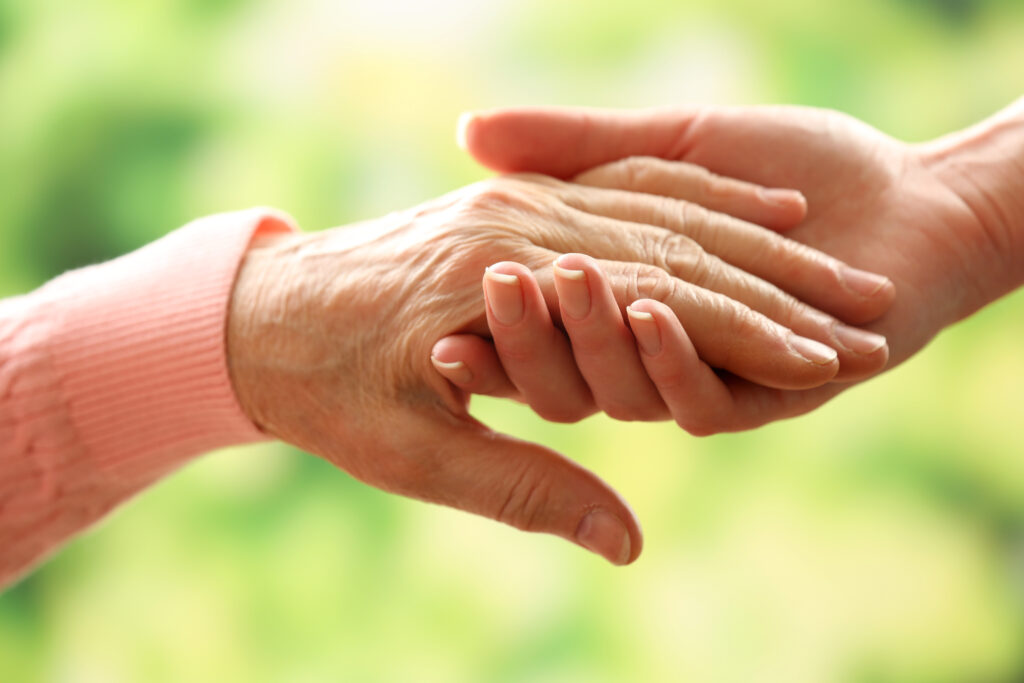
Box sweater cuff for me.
[41,207,297,485]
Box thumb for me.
[457,106,702,179]
[393,408,642,566]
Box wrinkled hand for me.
[456,102,1024,421]
[226,165,892,565]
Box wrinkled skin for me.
[226,165,893,565]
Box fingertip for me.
[430,348,474,386]
[868,277,897,317]
[553,252,596,272]
[794,190,809,215]
[553,256,593,323]
[456,107,545,174]
[839,266,894,299]
[484,266,524,326]
[623,499,644,564]
[786,333,841,385]
[485,260,535,280]
[788,333,838,364]
[835,267,897,324]
[828,325,890,382]
[432,358,474,385]
[622,305,655,325]
[833,325,887,356]
[553,253,613,290]
[431,334,520,398]
[456,111,475,150]
[878,277,897,303]
[626,298,681,343]
[612,493,644,566]
[625,302,661,356]
[626,297,672,316]
[456,108,504,170]
[431,335,467,363]
[758,188,808,231]
[625,306,655,322]
[575,506,643,566]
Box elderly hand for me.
[226,165,893,565]
[452,100,1024,426]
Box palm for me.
[465,103,1004,421]
[676,106,985,366]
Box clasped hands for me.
[227,102,1024,566]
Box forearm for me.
[922,97,1024,299]
[0,209,294,589]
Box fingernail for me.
[455,111,474,150]
[553,261,590,320]
[484,267,524,325]
[839,266,891,298]
[430,356,474,384]
[576,508,631,566]
[759,187,803,207]
[626,305,661,355]
[833,325,887,355]
[788,333,838,365]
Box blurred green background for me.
[2,0,1024,681]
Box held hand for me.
[454,102,1024,422]
[434,253,882,435]
[226,167,890,565]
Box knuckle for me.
[658,231,708,279]
[755,232,800,273]
[761,233,834,287]
[630,263,677,302]
[458,179,518,213]
[648,226,683,264]
[698,168,740,203]
[750,276,812,329]
[678,200,712,242]
[690,164,717,199]
[650,365,688,393]
[620,156,646,188]
[673,243,717,289]
[615,155,655,189]
[719,297,755,335]
[777,295,814,329]
[449,180,562,246]
[456,178,547,218]
[495,462,551,531]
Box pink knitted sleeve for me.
[0,208,297,588]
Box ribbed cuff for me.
[41,207,297,486]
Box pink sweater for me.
[0,208,297,588]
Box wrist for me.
[227,236,279,432]
[226,229,312,434]
[920,98,1024,302]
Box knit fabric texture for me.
[0,208,297,587]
